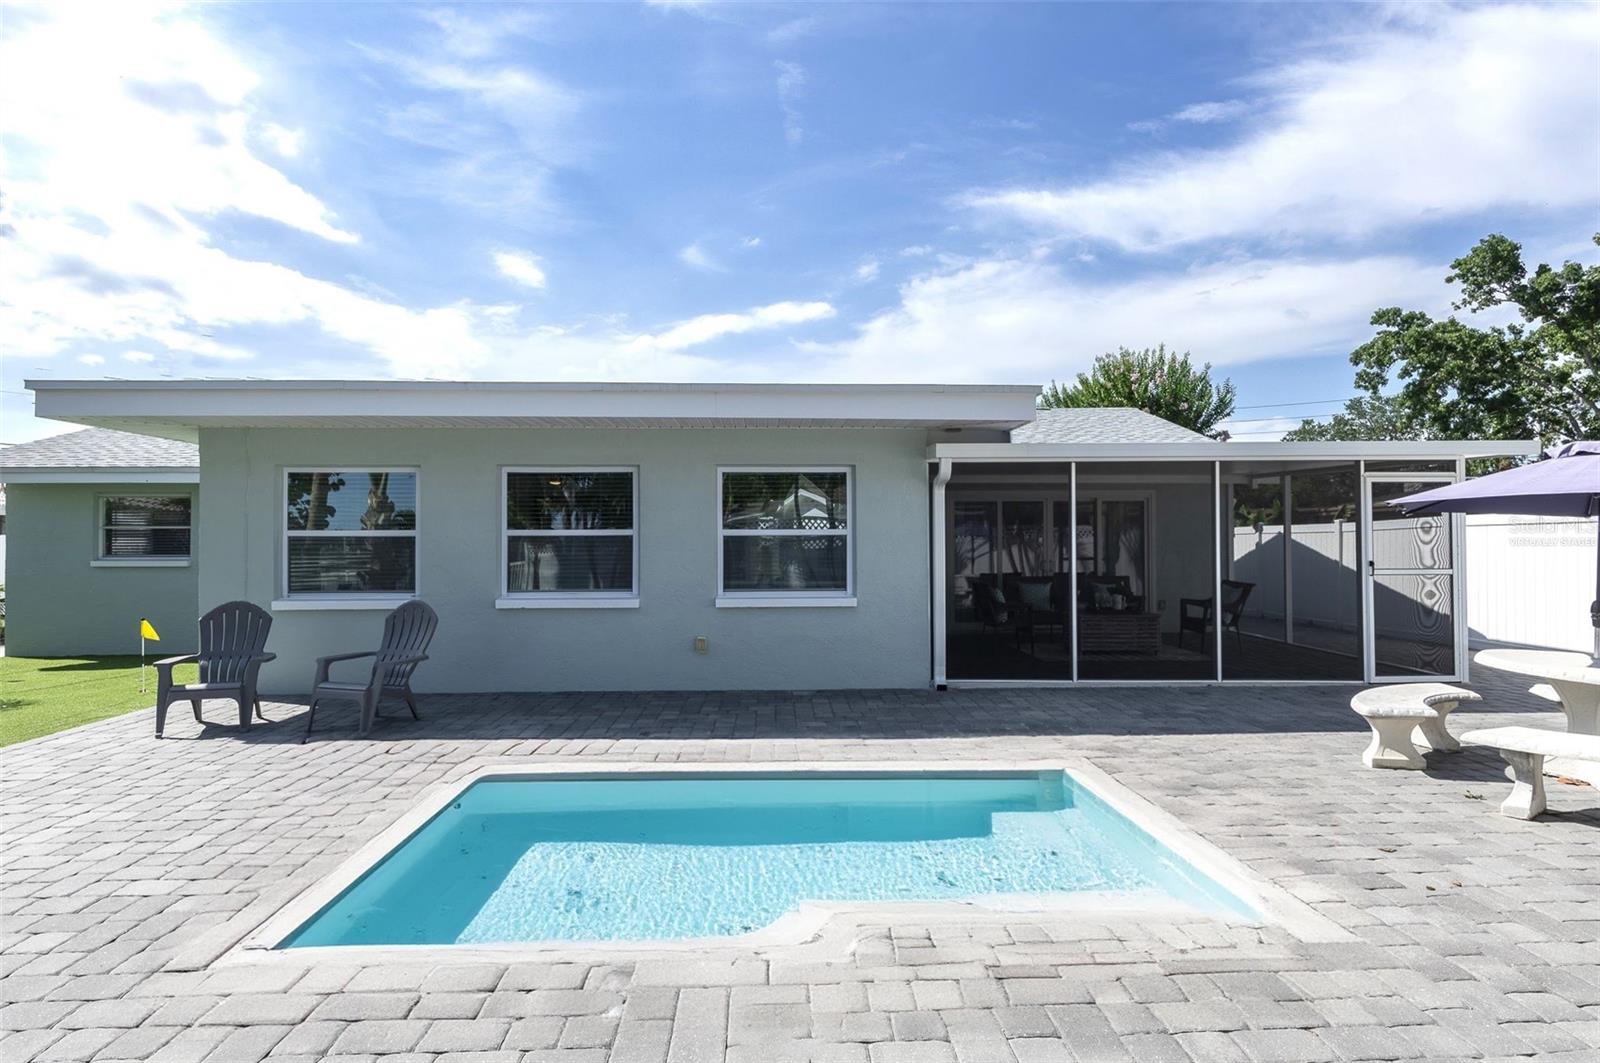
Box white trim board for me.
[0,470,197,484]
[28,380,1043,439]
[931,440,1540,462]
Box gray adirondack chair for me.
[304,600,437,742]
[154,601,276,737]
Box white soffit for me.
[27,380,1044,441]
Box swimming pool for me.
[279,768,1258,948]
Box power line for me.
[1222,411,1342,427]
[1231,396,1361,411]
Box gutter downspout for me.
[931,458,952,689]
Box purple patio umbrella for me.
[1392,441,1600,659]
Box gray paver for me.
[666,987,727,1063]
[2,677,1598,1063]
[890,1010,948,1041]
[328,1019,430,1055]
[415,1017,512,1052]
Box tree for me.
[1281,395,1423,442]
[1040,344,1236,437]
[1347,233,1600,448]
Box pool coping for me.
[205,758,1351,969]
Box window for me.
[718,468,852,602]
[98,495,192,561]
[501,469,637,602]
[284,470,417,597]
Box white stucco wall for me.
[198,426,933,693]
[3,483,199,656]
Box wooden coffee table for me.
[1078,611,1161,656]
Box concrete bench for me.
[1461,726,1600,819]
[1351,684,1483,769]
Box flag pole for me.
[141,623,147,694]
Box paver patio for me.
[2,671,1597,1062]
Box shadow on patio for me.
[160,661,1574,749]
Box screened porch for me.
[934,453,1470,685]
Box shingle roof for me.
[0,428,198,470]
[1009,407,1214,444]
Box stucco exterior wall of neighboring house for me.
[3,482,200,656]
[198,426,934,694]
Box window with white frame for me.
[99,495,192,560]
[503,469,637,596]
[284,470,417,596]
[719,468,851,595]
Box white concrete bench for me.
[1461,726,1600,819]
[1350,684,1483,769]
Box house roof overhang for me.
[0,468,198,485]
[928,439,1542,464]
[0,470,198,486]
[26,379,1045,441]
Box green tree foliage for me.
[1346,234,1599,447]
[1282,395,1423,442]
[1040,344,1236,437]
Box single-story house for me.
[24,378,1536,691]
[0,427,200,656]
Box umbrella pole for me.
[1593,514,1599,662]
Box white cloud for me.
[368,50,580,152]
[0,5,508,379]
[628,300,836,353]
[357,23,583,222]
[1169,100,1248,124]
[76,354,105,367]
[766,17,818,46]
[774,60,806,145]
[261,122,303,158]
[971,5,1599,250]
[678,242,722,272]
[494,250,547,290]
[420,6,543,59]
[802,253,1447,383]
[855,258,881,282]
[0,4,357,245]
[645,0,714,11]
[742,236,762,249]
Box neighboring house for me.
[26,379,1534,691]
[0,428,199,656]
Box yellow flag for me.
[139,618,160,641]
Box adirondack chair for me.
[154,601,276,737]
[303,600,437,742]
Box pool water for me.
[283,772,1255,947]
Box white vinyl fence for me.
[1230,515,1596,654]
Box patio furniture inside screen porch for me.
[1179,579,1255,654]
[972,575,1069,654]
[154,601,276,738]
[304,600,438,742]
[1077,575,1160,657]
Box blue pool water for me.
[283,772,1255,947]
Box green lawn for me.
[0,655,199,746]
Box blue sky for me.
[2,1,1596,443]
